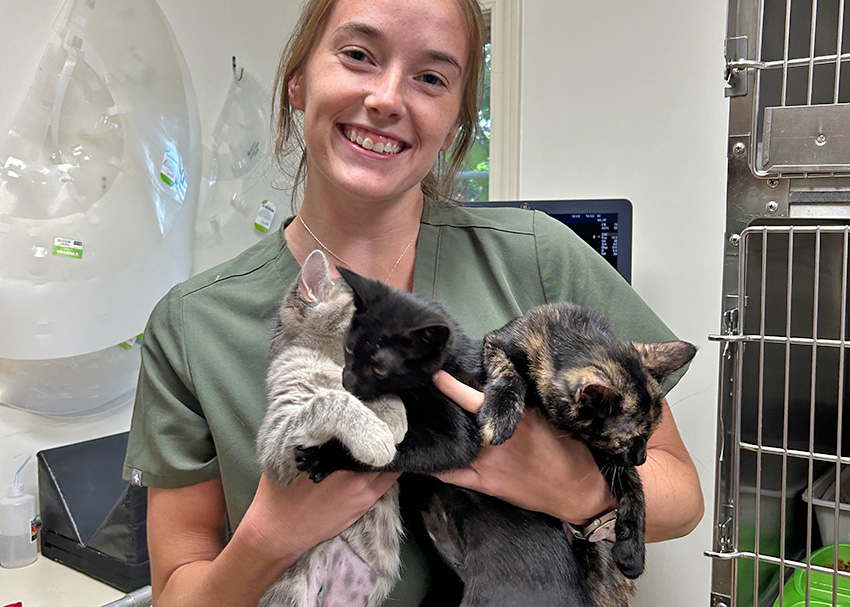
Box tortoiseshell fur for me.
[479,302,696,607]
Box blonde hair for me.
[272,0,486,205]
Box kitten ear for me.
[299,250,332,302]
[336,266,373,311]
[577,378,621,410]
[409,323,451,356]
[632,340,697,383]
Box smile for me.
[342,125,405,155]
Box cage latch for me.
[724,36,759,97]
[709,308,742,359]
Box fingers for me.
[372,470,402,493]
[434,467,482,491]
[433,370,484,413]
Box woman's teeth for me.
[344,127,403,155]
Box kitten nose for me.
[342,369,355,392]
[630,436,647,466]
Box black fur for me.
[297,269,594,607]
[295,266,484,478]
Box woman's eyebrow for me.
[335,21,462,74]
[337,21,383,40]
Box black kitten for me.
[297,268,594,607]
[478,302,696,604]
[294,266,483,478]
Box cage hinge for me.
[724,36,754,97]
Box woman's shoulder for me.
[148,226,299,331]
[182,228,296,296]
[423,200,533,233]
[422,200,583,242]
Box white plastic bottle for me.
[0,455,38,568]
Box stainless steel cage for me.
[726,0,850,178]
[711,0,850,605]
[709,224,850,606]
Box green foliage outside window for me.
[453,42,491,203]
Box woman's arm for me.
[432,371,703,542]
[638,397,705,541]
[148,470,400,607]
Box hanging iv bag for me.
[0,0,200,416]
[192,64,285,276]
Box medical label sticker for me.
[254,199,276,233]
[52,237,84,259]
[160,143,188,202]
[117,334,144,351]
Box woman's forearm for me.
[153,521,298,607]
[640,445,705,542]
[640,399,705,542]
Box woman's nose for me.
[366,66,405,118]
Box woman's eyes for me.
[339,47,449,89]
[420,73,448,89]
[344,48,370,63]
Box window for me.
[454,38,491,202]
[453,0,521,202]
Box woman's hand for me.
[243,470,401,564]
[148,469,400,607]
[431,370,704,541]
[431,370,615,526]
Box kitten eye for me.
[344,341,354,355]
[372,365,389,379]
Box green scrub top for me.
[123,201,682,605]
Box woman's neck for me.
[285,182,424,291]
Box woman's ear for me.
[440,122,461,152]
[288,73,305,111]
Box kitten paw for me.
[477,398,521,445]
[477,372,526,445]
[294,445,334,483]
[343,424,397,467]
[347,438,396,468]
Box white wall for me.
[1,0,728,604]
[0,0,299,526]
[518,2,729,605]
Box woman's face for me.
[289,0,468,204]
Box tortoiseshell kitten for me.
[478,302,696,606]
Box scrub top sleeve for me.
[531,210,689,393]
[123,286,220,488]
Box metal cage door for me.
[709,0,850,606]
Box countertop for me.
[0,554,125,607]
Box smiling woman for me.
[274,0,486,213]
[123,0,703,605]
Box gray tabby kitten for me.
[256,249,408,607]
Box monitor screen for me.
[466,199,633,283]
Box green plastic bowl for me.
[774,544,850,607]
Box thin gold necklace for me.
[298,215,416,283]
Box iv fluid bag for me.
[192,68,284,276]
[0,0,200,361]
[0,337,142,418]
